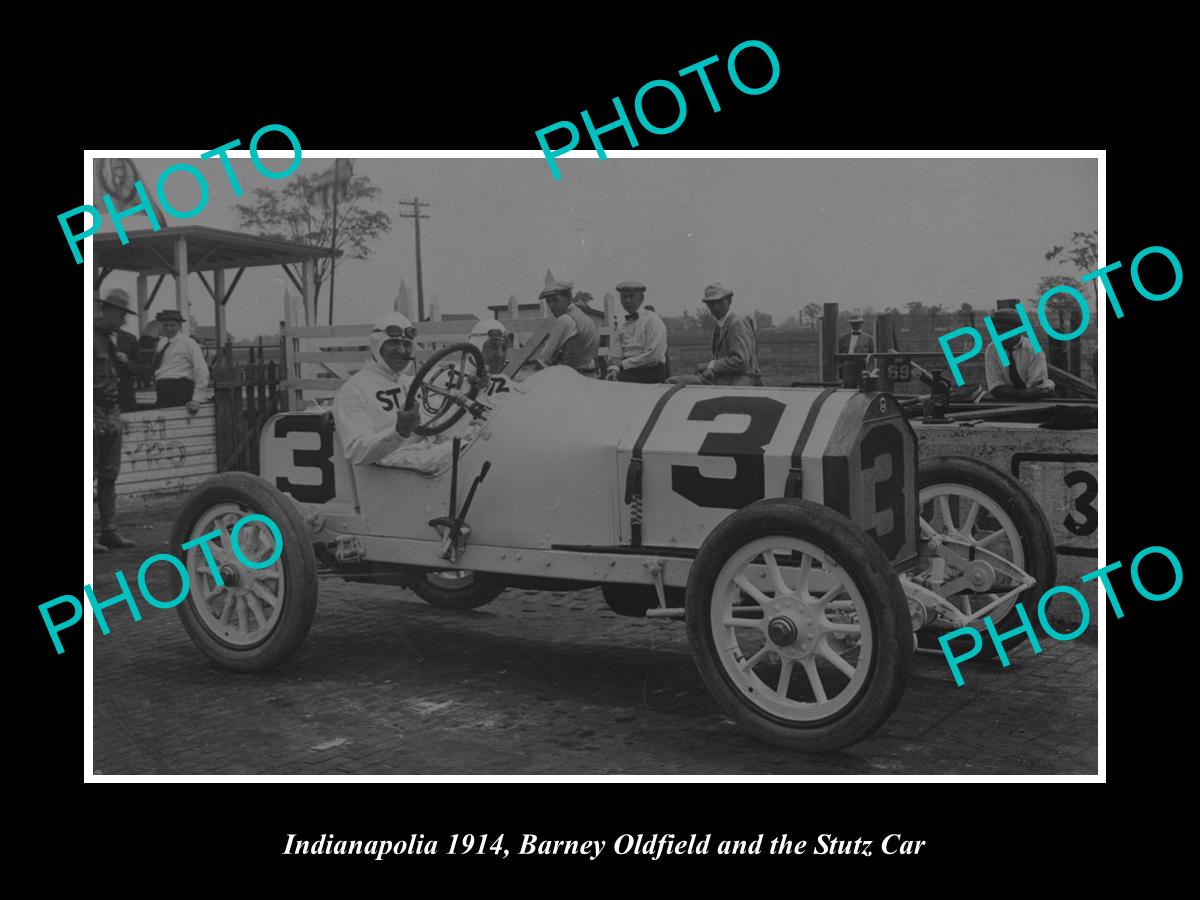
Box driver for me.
[333,312,424,464]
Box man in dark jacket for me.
[669,283,763,386]
[94,291,138,552]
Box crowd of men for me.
[534,279,764,387]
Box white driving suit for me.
[333,358,422,465]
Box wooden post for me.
[508,294,518,321]
[820,302,839,384]
[136,274,149,336]
[174,234,190,331]
[302,258,314,327]
[1068,304,1082,376]
[876,313,895,393]
[213,268,226,358]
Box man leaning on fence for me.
[93,292,137,553]
[668,284,763,386]
[982,306,1056,401]
[152,310,211,412]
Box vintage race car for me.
[168,343,1056,752]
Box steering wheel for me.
[406,342,488,437]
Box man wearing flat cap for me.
[982,304,1055,401]
[669,284,763,386]
[838,314,874,385]
[607,280,668,384]
[93,291,138,552]
[537,281,600,376]
[151,309,211,412]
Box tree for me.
[905,300,927,315]
[754,310,773,330]
[1044,229,1098,308]
[926,303,945,316]
[960,302,974,313]
[803,303,822,328]
[233,170,393,322]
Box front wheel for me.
[412,570,506,610]
[686,498,911,753]
[170,472,318,673]
[914,456,1057,656]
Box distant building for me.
[489,302,545,320]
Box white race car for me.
[168,342,1055,752]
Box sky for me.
[93,156,1097,338]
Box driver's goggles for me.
[374,325,418,340]
[483,330,513,344]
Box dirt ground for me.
[90,494,1098,776]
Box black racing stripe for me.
[627,383,687,548]
[788,387,838,471]
[632,383,687,458]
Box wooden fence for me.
[212,353,281,474]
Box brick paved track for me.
[91,496,1098,775]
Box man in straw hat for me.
[668,283,763,386]
[93,290,139,552]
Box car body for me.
[173,351,1055,752]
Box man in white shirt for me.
[152,310,211,412]
[982,306,1056,401]
[333,312,423,465]
[606,280,668,383]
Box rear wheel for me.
[412,570,506,610]
[686,498,911,753]
[170,473,318,673]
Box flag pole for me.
[328,159,339,326]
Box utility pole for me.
[328,159,339,326]
[397,197,431,321]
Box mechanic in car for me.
[982,305,1056,401]
[469,317,511,375]
[537,280,600,376]
[668,283,764,386]
[333,312,424,464]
